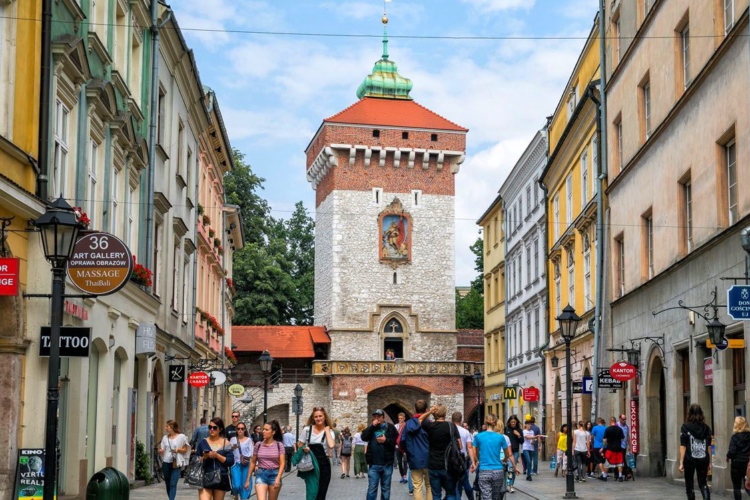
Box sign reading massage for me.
[67,232,133,296]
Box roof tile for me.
[325,97,468,132]
[232,326,330,359]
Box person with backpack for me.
[338,427,353,479]
[403,400,433,500]
[679,404,713,500]
[418,404,463,500]
[361,409,399,500]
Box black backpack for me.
[445,423,466,478]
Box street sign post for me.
[582,376,593,394]
[67,232,133,296]
[727,285,750,320]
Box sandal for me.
[341,473,346,479]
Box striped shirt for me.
[254,440,284,470]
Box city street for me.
[128,461,722,499]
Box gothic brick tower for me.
[305,14,475,428]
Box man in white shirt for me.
[452,412,475,500]
[573,421,590,482]
[282,425,296,472]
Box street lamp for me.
[294,383,303,442]
[472,369,484,431]
[707,317,726,346]
[627,346,640,367]
[35,197,82,500]
[259,350,273,423]
[556,304,581,499]
[550,354,559,368]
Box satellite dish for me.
[239,393,254,404]
[210,371,227,386]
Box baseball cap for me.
[372,409,385,417]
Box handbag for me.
[185,458,204,488]
[295,426,315,472]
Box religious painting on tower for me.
[379,198,412,264]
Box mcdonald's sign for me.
[503,386,517,400]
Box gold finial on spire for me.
[383,0,390,24]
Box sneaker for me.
[346,474,350,478]
[588,472,595,478]
[598,475,607,482]
[341,474,346,479]
[618,476,624,482]
[409,492,413,496]
[510,487,515,493]
[580,477,586,482]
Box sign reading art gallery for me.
[67,232,133,295]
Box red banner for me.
[0,258,19,296]
[630,399,639,454]
[522,386,540,402]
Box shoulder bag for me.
[295,426,315,472]
[185,441,204,489]
[202,439,232,491]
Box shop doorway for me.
[647,355,666,476]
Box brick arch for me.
[361,375,463,396]
[367,385,430,423]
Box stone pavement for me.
[128,461,731,499]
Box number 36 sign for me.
[67,232,133,295]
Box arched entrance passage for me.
[151,360,165,450]
[581,366,592,422]
[646,353,666,477]
[368,385,429,424]
[554,376,562,432]
[252,403,290,429]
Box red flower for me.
[129,256,153,287]
[224,347,237,363]
[73,207,91,228]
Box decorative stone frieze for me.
[313,360,481,377]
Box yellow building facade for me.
[540,22,601,430]
[478,195,507,421]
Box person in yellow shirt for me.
[555,424,569,477]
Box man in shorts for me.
[598,417,625,482]
[589,418,607,478]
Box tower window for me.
[373,187,383,205]
[373,129,380,138]
[412,189,422,207]
[431,133,438,141]
[384,338,403,359]
[393,272,398,284]
[402,132,409,139]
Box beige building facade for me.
[603,0,750,488]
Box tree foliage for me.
[456,236,484,330]
[227,150,315,326]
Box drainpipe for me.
[592,1,609,422]
[538,117,552,446]
[502,198,509,420]
[145,1,172,271]
[37,0,53,200]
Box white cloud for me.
[460,0,535,12]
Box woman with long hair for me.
[230,421,253,500]
[555,424,569,478]
[505,415,522,493]
[470,414,518,499]
[339,427,353,478]
[195,417,235,500]
[157,419,189,500]
[679,404,713,500]
[298,407,336,499]
[353,423,368,479]
[246,420,285,500]
[727,416,750,500]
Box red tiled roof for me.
[325,97,468,132]
[232,326,330,359]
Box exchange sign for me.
[0,257,20,296]
[610,361,637,382]
[67,232,133,296]
[188,371,210,388]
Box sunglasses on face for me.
[232,415,240,418]
[237,427,246,431]
[208,425,219,430]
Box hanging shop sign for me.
[169,365,185,383]
[572,380,583,394]
[610,362,637,382]
[135,323,156,355]
[39,326,91,357]
[630,399,639,454]
[503,386,517,400]
[522,386,540,402]
[0,257,20,296]
[704,357,713,386]
[727,285,750,320]
[14,448,47,499]
[228,384,245,396]
[188,371,210,388]
[597,369,624,389]
[67,232,133,296]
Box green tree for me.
[224,149,271,245]
[284,202,315,325]
[456,236,484,329]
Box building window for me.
[127,186,135,247]
[615,117,623,172]
[412,189,421,207]
[553,195,560,240]
[643,214,654,279]
[533,237,539,280]
[431,133,438,141]
[567,85,577,119]
[111,168,120,236]
[153,222,162,294]
[182,258,190,320]
[568,253,575,310]
[683,180,693,252]
[554,266,561,318]
[526,312,532,353]
[583,237,591,308]
[616,235,625,297]
[725,0,735,33]
[372,187,382,205]
[186,148,193,190]
[402,131,408,139]
[526,244,531,287]
[87,140,98,228]
[519,194,523,222]
[727,140,738,224]
[534,307,540,349]
[157,89,165,145]
[171,241,180,310]
[614,16,622,64]
[581,150,588,206]
[53,100,70,197]
[533,177,539,205]
[681,25,690,88]
[642,80,652,138]
[177,120,184,178]
[526,186,531,215]
[566,174,573,225]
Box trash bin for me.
[86,467,129,499]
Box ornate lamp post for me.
[259,350,273,423]
[35,197,82,500]
[472,369,484,430]
[556,304,581,499]
[294,383,304,442]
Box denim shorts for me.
[255,468,281,485]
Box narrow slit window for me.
[393,272,397,284]
[402,132,409,139]
[373,129,380,138]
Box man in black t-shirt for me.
[598,417,625,481]
[361,409,399,500]
[419,404,462,500]
[225,411,240,442]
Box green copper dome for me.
[356,20,413,100]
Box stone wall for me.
[314,189,456,334]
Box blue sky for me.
[176,0,598,285]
